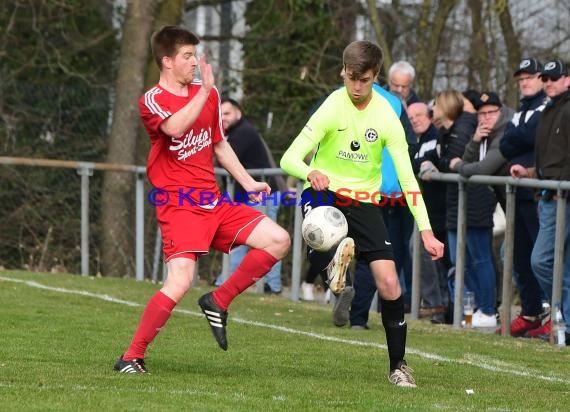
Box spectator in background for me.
[408,102,451,324]
[215,97,286,295]
[387,61,420,107]
[382,61,419,311]
[434,89,498,328]
[498,58,547,337]
[462,89,481,114]
[511,59,570,343]
[452,91,515,209]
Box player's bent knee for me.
[275,228,291,255]
[163,259,196,301]
[378,275,400,297]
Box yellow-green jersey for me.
[280,87,432,231]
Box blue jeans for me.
[350,260,377,326]
[216,195,282,292]
[382,203,414,305]
[531,199,570,332]
[448,228,496,314]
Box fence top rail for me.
[429,172,570,191]
[0,156,146,174]
[0,156,287,177]
[2,156,569,191]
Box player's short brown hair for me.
[151,26,200,70]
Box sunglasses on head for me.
[541,75,562,83]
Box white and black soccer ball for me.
[302,206,348,252]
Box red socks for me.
[124,290,176,360]
[213,249,278,310]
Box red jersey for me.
[139,81,224,204]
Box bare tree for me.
[100,0,157,277]
[366,0,393,72]
[414,0,459,99]
[467,0,490,90]
[495,0,521,107]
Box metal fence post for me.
[220,176,234,282]
[410,223,421,320]
[135,170,145,281]
[290,181,304,302]
[501,184,516,336]
[551,190,567,313]
[77,163,93,277]
[453,180,467,328]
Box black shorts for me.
[300,188,394,260]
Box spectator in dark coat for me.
[433,89,498,328]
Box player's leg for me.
[348,203,416,387]
[115,256,196,373]
[199,203,289,350]
[213,217,289,306]
[368,257,416,387]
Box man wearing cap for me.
[448,91,514,328]
[498,57,547,337]
[451,91,514,182]
[511,58,570,343]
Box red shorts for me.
[156,200,265,262]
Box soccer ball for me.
[302,206,348,252]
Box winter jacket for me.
[438,112,495,230]
[535,89,570,182]
[411,123,447,232]
[499,90,547,200]
[457,106,515,177]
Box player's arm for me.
[215,139,269,201]
[281,98,332,188]
[160,55,214,137]
[280,134,330,190]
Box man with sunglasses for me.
[511,59,570,344]
[497,58,547,338]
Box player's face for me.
[169,44,198,85]
[343,68,375,108]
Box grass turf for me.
[1,270,569,411]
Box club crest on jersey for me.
[364,128,378,142]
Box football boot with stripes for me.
[198,292,228,351]
[114,354,148,374]
[326,237,355,294]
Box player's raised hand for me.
[199,54,214,92]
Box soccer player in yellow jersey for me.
[281,40,444,388]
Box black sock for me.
[381,294,406,371]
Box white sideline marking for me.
[2,275,569,385]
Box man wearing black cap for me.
[511,58,570,343]
[451,91,514,180]
[497,58,547,337]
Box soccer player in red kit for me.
[114,26,290,374]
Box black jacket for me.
[499,90,547,200]
[411,123,447,232]
[535,89,570,181]
[226,117,279,199]
[438,112,495,229]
